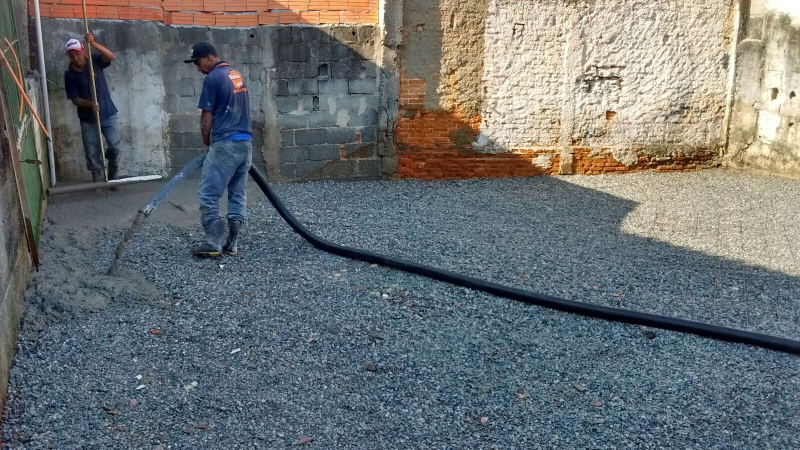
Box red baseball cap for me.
[65,39,84,52]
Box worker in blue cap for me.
[184,42,252,257]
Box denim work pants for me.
[80,113,121,175]
[198,139,253,237]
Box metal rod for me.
[32,0,57,186]
[80,0,106,180]
[0,89,39,268]
[2,38,24,120]
[0,51,50,138]
[47,175,163,196]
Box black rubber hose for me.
[248,165,800,356]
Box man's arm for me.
[201,110,213,150]
[65,72,99,112]
[85,33,115,63]
[71,98,100,113]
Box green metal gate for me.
[1,0,44,242]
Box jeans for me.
[80,113,121,175]
[198,139,252,234]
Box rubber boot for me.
[223,219,242,256]
[107,165,120,191]
[91,171,105,182]
[193,219,224,258]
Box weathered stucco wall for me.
[397,0,734,179]
[42,20,169,181]
[727,0,800,176]
[39,19,381,182]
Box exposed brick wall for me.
[396,72,720,179]
[30,0,378,25]
[572,149,718,175]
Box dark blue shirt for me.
[198,61,252,144]
[64,52,118,123]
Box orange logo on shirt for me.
[228,70,247,94]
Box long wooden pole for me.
[80,0,107,180]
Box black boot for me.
[223,220,243,256]
[193,220,224,258]
[108,165,118,181]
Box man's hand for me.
[90,101,100,113]
[85,33,116,62]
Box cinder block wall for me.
[34,0,382,182]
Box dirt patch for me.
[22,225,166,339]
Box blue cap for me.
[184,42,217,63]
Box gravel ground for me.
[3,169,799,449]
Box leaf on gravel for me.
[370,331,384,341]
[184,428,194,434]
[149,328,162,335]
[306,336,317,343]
[184,381,198,391]
[516,388,527,400]
[574,384,588,393]
[480,416,489,426]
[129,398,138,407]
[196,421,208,430]
[363,361,378,372]
[297,437,314,445]
[490,445,498,450]
[591,401,603,407]
[231,348,241,354]
[135,385,146,390]
[611,293,622,298]
[103,405,120,416]
[642,329,657,340]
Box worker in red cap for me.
[63,33,120,182]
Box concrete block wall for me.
[274,25,380,180]
[37,13,381,181]
[726,0,800,177]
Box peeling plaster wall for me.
[397,0,734,179]
[479,0,734,155]
[727,0,800,176]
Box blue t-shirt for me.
[198,61,252,144]
[64,52,118,123]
